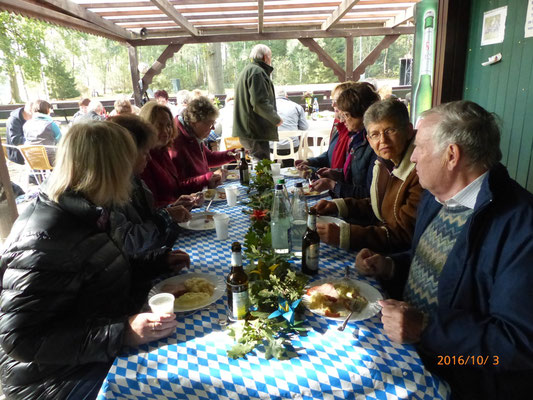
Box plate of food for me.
[317,216,345,226]
[203,188,227,202]
[226,170,239,180]
[302,278,383,321]
[178,212,220,230]
[302,186,329,197]
[281,167,301,178]
[150,272,225,313]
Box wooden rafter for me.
[258,0,264,34]
[35,0,135,39]
[352,34,400,81]
[149,0,199,36]
[299,38,345,81]
[322,0,361,31]
[128,26,414,46]
[385,5,414,28]
[141,44,184,89]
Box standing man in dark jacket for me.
[5,102,32,164]
[233,44,282,160]
[355,101,533,399]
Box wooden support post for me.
[346,36,354,81]
[352,35,400,81]
[299,38,346,81]
[0,142,18,244]
[128,45,142,106]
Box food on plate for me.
[174,292,211,308]
[286,168,299,176]
[161,282,188,298]
[184,277,215,296]
[227,171,239,179]
[303,188,321,196]
[204,189,216,199]
[306,282,368,318]
[218,192,226,200]
[170,277,215,308]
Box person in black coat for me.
[0,122,178,400]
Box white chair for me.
[299,131,331,159]
[271,131,302,164]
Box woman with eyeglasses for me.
[313,99,423,254]
[169,96,238,194]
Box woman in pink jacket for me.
[170,96,238,193]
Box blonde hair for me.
[46,122,136,207]
[139,101,177,146]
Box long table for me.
[97,183,450,400]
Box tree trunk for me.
[8,67,22,104]
[206,43,224,95]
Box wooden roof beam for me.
[322,0,361,31]
[34,0,135,40]
[352,34,400,81]
[385,5,415,28]
[141,43,184,89]
[258,0,264,33]
[149,0,199,36]
[299,38,345,81]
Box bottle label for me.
[231,253,242,267]
[305,244,319,271]
[230,288,249,320]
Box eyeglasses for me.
[367,128,399,142]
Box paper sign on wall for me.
[526,0,533,38]
[481,6,507,46]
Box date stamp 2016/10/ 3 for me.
[437,355,499,366]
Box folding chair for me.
[18,145,55,186]
[271,131,302,164]
[300,131,331,159]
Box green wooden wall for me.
[463,0,533,192]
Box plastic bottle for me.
[290,182,308,257]
[277,178,290,205]
[312,98,319,114]
[271,184,291,254]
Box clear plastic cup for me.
[213,213,230,240]
[148,293,175,314]
[271,162,281,176]
[224,187,238,207]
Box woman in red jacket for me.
[170,96,238,193]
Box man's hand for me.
[166,249,190,272]
[379,299,424,344]
[316,222,340,246]
[355,248,394,280]
[166,205,191,223]
[124,313,177,346]
[295,160,309,170]
[313,199,337,215]
[208,173,223,188]
[316,168,343,181]
[311,178,335,192]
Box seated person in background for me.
[139,101,188,207]
[314,99,422,253]
[294,81,357,174]
[176,89,191,117]
[5,101,32,164]
[72,97,90,123]
[108,114,197,256]
[215,95,235,150]
[170,96,238,194]
[23,99,61,164]
[155,89,179,117]
[109,96,133,116]
[271,89,308,167]
[75,100,106,122]
[311,82,379,199]
[355,101,533,399]
[0,122,178,400]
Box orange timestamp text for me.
[437,355,499,366]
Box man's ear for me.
[445,143,461,170]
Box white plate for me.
[302,187,329,197]
[281,167,301,178]
[178,212,220,230]
[302,278,383,322]
[149,272,225,313]
[203,188,227,202]
[226,171,239,180]
[317,216,344,226]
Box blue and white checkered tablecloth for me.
[97,182,450,400]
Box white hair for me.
[88,100,104,113]
[276,88,287,98]
[250,44,271,61]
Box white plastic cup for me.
[271,162,281,176]
[225,187,238,207]
[148,293,175,314]
[213,213,230,240]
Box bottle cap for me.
[231,242,241,252]
[275,184,283,190]
[277,178,286,184]
[295,182,303,188]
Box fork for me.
[204,196,215,212]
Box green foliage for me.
[45,56,80,99]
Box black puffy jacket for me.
[0,191,136,400]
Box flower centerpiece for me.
[227,160,309,360]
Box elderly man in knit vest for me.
[355,101,533,399]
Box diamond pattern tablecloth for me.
[97,182,450,400]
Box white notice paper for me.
[526,0,533,38]
[481,6,507,46]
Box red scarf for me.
[330,120,351,169]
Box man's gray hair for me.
[421,100,502,170]
[250,44,271,61]
[88,100,104,113]
[276,88,287,98]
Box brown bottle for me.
[239,148,250,186]
[302,209,320,275]
[226,242,249,321]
